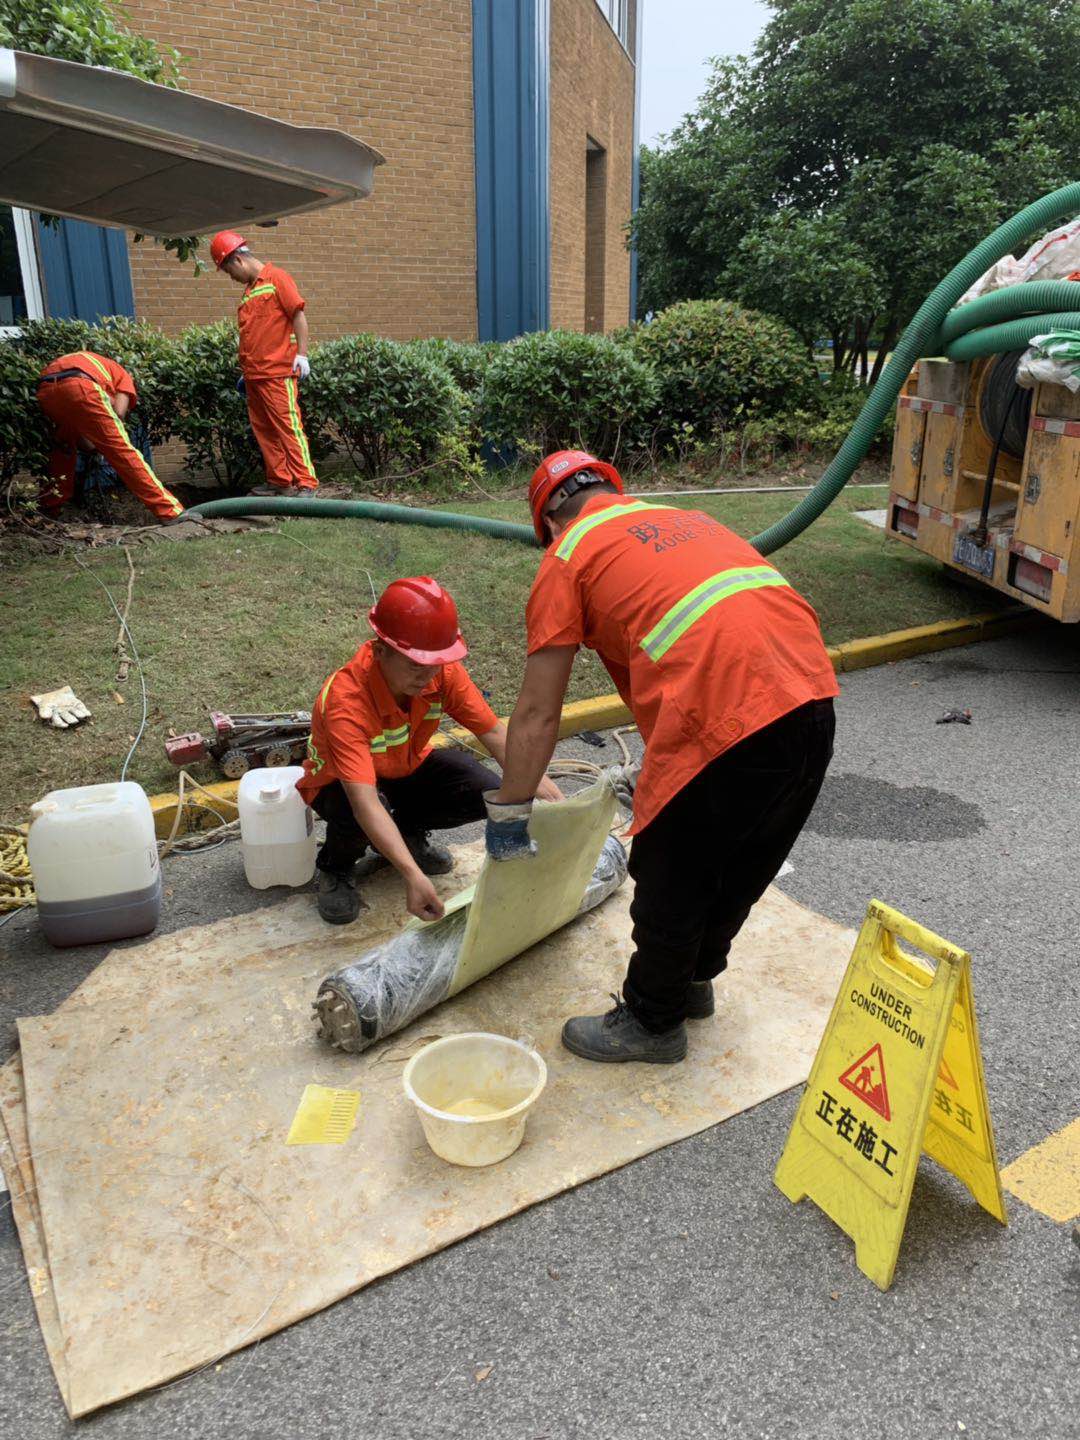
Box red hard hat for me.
[210,230,248,268]
[528,449,624,544]
[368,576,467,665]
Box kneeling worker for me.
[297,575,562,926]
[485,451,838,1064]
[210,230,318,495]
[36,351,184,522]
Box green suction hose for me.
[185,494,540,547]
[748,181,1080,555]
[187,184,1080,558]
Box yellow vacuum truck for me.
[886,356,1080,620]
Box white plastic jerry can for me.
[237,766,317,889]
[27,781,162,948]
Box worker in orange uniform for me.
[297,575,563,926]
[484,451,839,1064]
[35,351,184,522]
[210,230,318,494]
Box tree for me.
[632,0,1080,383]
[0,0,199,264]
[728,210,885,374]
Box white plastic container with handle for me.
[28,781,161,947]
[238,766,316,889]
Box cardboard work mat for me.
[1,849,855,1417]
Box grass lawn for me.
[0,483,1006,821]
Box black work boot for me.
[316,868,361,925]
[685,980,716,1019]
[561,994,688,1064]
[404,832,453,876]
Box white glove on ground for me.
[31,686,92,729]
[292,354,311,380]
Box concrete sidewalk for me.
[2,627,1079,1439]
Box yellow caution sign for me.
[774,900,1005,1289]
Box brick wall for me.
[121,0,478,343]
[548,0,636,332]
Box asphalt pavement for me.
[2,627,1079,1439]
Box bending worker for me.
[297,575,562,926]
[35,351,184,522]
[210,230,318,495]
[484,450,838,1065]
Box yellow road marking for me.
[1001,1116,1080,1222]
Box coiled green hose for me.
[188,183,1080,557]
[748,181,1080,555]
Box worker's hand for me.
[605,761,641,814]
[535,775,564,803]
[30,686,91,729]
[406,873,445,923]
[484,795,536,861]
[292,354,311,381]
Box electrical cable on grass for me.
[70,551,148,782]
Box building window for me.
[594,0,633,52]
[0,206,45,334]
[584,138,607,333]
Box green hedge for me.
[1,300,843,499]
[631,299,820,446]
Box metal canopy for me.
[0,48,384,235]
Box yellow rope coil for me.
[0,826,34,911]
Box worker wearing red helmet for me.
[210,230,318,494]
[484,450,839,1064]
[297,575,563,925]
[36,351,184,522]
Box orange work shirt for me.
[40,352,137,407]
[526,495,839,835]
[237,263,305,380]
[297,641,499,804]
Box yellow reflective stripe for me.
[241,283,277,304]
[370,723,410,755]
[426,703,444,718]
[285,377,316,479]
[76,351,113,383]
[318,672,339,713]
[88,384,183,515]
[641,566,791,662]
[306,736,325,774]
[554,502,671,561]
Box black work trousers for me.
[312,748,500,875]
[624,698,835,1032]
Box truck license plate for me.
[953,533,996,578]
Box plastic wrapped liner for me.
[315,836,628,1053]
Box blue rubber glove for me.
[235,374,246,395]
[484,796,536,861]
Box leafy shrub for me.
[0,342,50,483]
[479,329,658,462]
[11,317,95,371]
[631,300,818,446]
[88,316,178,447]
[309,335,471,484]
[406,338,498,455]
[719,373,892,469]
[169,321,262,490]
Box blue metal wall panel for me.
[629,0,642,320]
[472,0,550,341]
[36,218,136,321]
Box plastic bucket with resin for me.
[402,1033,547,1167]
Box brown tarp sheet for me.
[0,847,853,1417]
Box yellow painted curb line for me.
[150,605,1039,840]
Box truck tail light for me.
[1008,554,1054,603]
